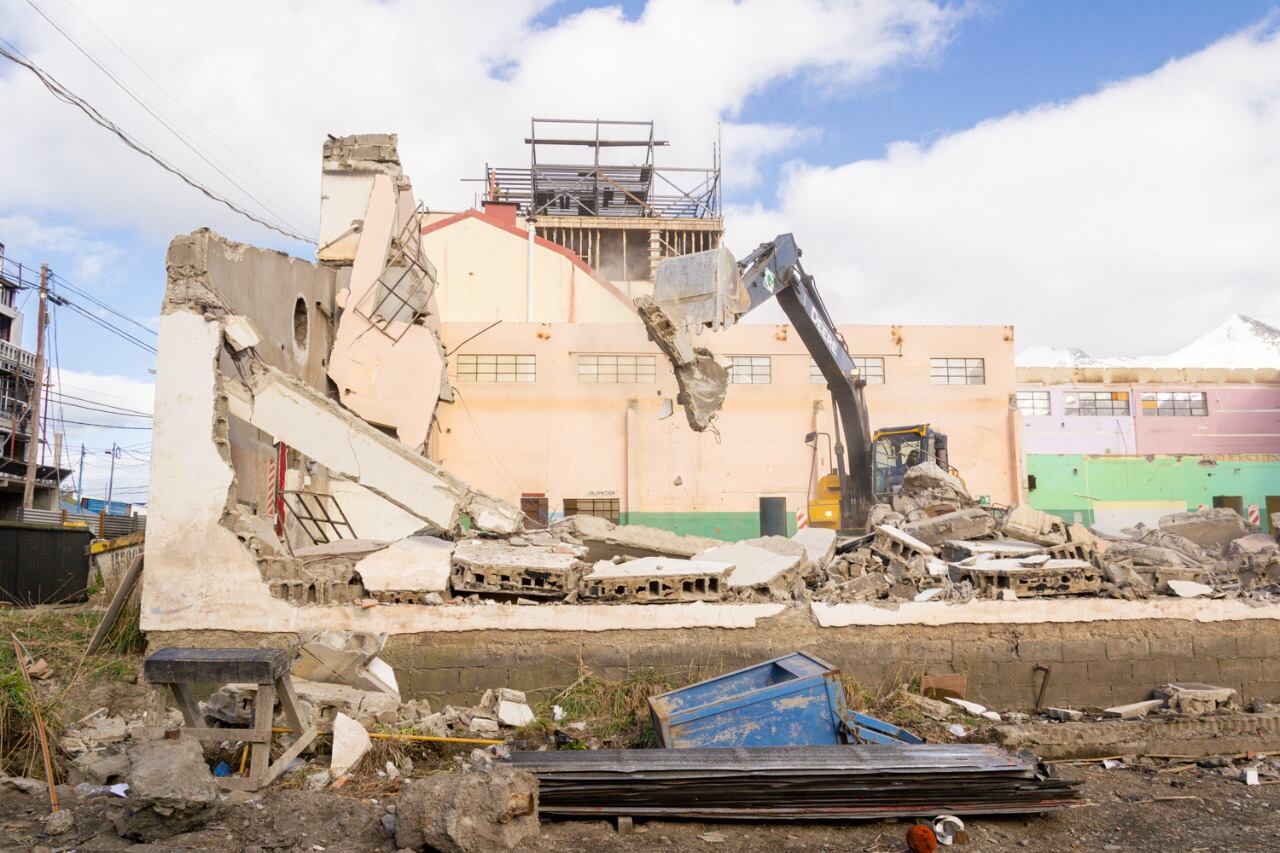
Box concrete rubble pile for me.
[814,473,1279,604]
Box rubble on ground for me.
[124,737,221,840]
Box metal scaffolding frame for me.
[483,119,720,220]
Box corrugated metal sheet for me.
[0,521,92,604]
[8,508,145,538]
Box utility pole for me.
[77,444,86,506]
[21,265,49,510]
[106,442,119,512]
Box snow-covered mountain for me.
[1017,315,1280,369]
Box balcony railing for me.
[0,339,35,379]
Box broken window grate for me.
[564,498,620,524]
[929,358,985,385]
[578,354,657,383]
[456,354,536,383]
[1063,390,1129,416]
[1016,390,1051,416]
[728,355,771,384]
[810,357,884,385]
[1141,391,1208,417]
[281,490,356,546]
[352,202,439,342]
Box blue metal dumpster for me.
[649,652,851,748]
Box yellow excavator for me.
[806,424,953,531]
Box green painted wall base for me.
[620,511,798,542]
[1027,454,1280,531]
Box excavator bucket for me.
[635,247,750,432]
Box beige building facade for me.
[427,206,1022,539]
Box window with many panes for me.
[578,354,657,383]
[456,354,535,382]
[1064,390,1128,416]
[930,358,985,385]
[728,356,771,384]
[1141,391,1208,417]
[1016,390,1051,416]
[810,357,885,385]
[563,498,620,524]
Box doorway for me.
[1212,495,1244,517]
[759,496,787,537]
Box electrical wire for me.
[56,418,151,429]
[0,36,315,245]
[24,0,313,242]
[49,271,155,337]
[58,0,315,230]
[50,391,151,417]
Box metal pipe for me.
[526,219,535,322]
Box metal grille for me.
[729,356,771,384]
[1016,390,1050,416]
[578,354,656,383]
[1064,390,1129,416]
[281,490,356,546]
[352,202,438,341]
[563,498,619,523]
[930,358,985,385]
[456,354,535,383]
[1141,391,1208,417]
[810,357,883,385]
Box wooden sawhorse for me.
[144,647,316,791]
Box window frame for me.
[1141,391,1208,417]
[1016,390,1051,416]
[929,357,986,385]
[1063,390,1130,417]
[563,497,620,524]
[578,353,657,384]
[811,356,885,385]
[728,355,772,385]
[455,353,536,383]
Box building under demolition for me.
[142,130,1280,716]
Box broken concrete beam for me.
[451,539,584,598]
[582,557,732,603]
[1001,506,1068,546]
[553,514,722,562]
[1158,508,1251,549]
[695,541,801,592]
[634,289,733,432]
[293,630,400,701]
[1166,579,1214,598]
[1046,707,1084,722]
[791,527,837,567]
[353,534,453,595]
[871,525,935,565]
[1155,683,1238,715]
[903,507,996,547]
[941,539,1045,561]
[957,558,1101,598]
[395,765,539,853]
[223,359,520,534]
[1102,699,1163,719]
[903,692,953,720]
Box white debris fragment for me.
[946,698,987,716]
[946,724,968,738]
[914,587,944,602]
[1167,579,1214,598]
[330,713,372,778]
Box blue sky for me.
[2,0,1279,501]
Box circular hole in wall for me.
[293,296,308,350]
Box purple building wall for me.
[1020,386,1137,455]
[1134,385,1280,455]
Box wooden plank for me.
[170,683,204,727]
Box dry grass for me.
[0,605,143,780]
[533,666,684,747]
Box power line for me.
[57,418,152,430]
[50,397,152,419]
[0,36,316,245]
[55,298,157,354]
[24,0,313,241]
[49,271,155,337]
[59,0,315,229]
[50,391,151,417]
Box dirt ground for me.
[2,761,1279,852]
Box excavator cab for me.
[805,424,954,530]
[871,425,951,504]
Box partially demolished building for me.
[143,131,1280,715]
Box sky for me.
[1,0,1279,502]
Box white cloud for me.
[0,0,959,249]
[40,368,154,504]
[725,25,1280,356]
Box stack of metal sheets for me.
[509,744,1082,820]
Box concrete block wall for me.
[372,614,1280,711]
[150,613,1280,712]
